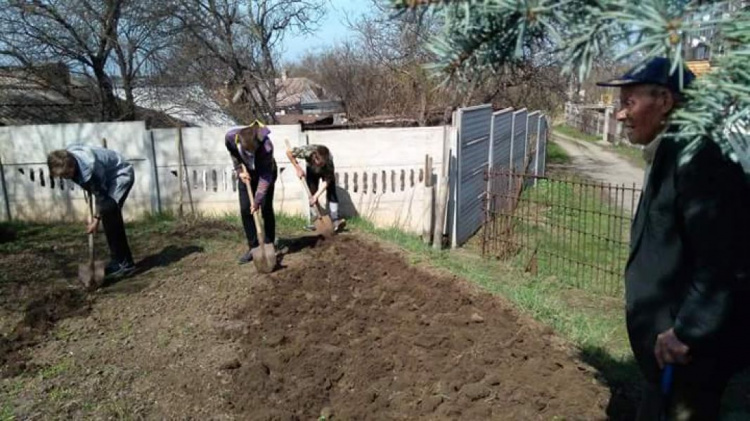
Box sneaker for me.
[334,219,347,232]
[104,261,120,275]
[238,250,254,265]
[105,261,136,279]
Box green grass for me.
[0,379,23,421]
[554,124,602,143]
[509,177,631,296]
[39,359,72,380]
[0,404,14,421]
[611,143,645,170]
[546,141,572,165]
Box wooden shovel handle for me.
[240,164,267,245]
[284,139,302,169]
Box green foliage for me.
[546,141,572,165]
[391,0,750,176]
[554,124,601,143]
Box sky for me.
[280,0,372,63]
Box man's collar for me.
[642,127,669,164]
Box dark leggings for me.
[305,166,338,203]
[238,172,276,248]
[96,175,134,265]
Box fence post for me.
[603,106,613,143]
[486,111,496,216]
[433,123,450,250]
[176,126,195,216]
[615,120,623,146]
[451,109,461,249]
[177,128,184,217]
[534,115,543,178]
[149,131,162,214]
[0,154,10,222]
[422,154,433,245]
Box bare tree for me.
[0,0,126,120]
[0,0,180,122]
[169,0,325,123]
[111,1,179,120]
[349,0,443,125]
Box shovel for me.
[284,139,334,238]
[78,192,105,290]
[241,164,276,273]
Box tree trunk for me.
[120,75,137,121]
[93,64,120,121]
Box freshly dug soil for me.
[1,223,609,420]
[225,236,608,420]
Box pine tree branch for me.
[392,0,750,176]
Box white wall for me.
[150,125,307,217]
[307,127,446,232]
[0,121,150,221]
[0,123,451,234]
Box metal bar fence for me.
[481,170,640,296]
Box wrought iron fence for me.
[481,170,640,296]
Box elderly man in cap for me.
[598,57,750,419]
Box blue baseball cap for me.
[596,57,696,93]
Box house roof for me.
[0,67,189,128]
[114,85,238,127]
[0,86,101,126]
[275,77,326,108]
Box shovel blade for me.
[314,215,335,238]
[78,260,105,290]
[251,243,277,273]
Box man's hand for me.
[86,218,100,234]
[309,196,318,206]
[655,328,691,368]
[251,203,260,214]
[238,171,250,184]
[296,167,305,179]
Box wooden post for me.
[0,154,11,222]
[101,137,108,148]
[433,124,451,249]
[422,154,434,244]
[177,128,184,217]
[150,131,162,213]
[178,127,195,215]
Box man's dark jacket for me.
[625,134,750,383]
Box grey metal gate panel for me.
[454,104,492,247]
[537,116,548,176]
[526,111,540,175]
[490,109,513,171]
[511,109,528,171]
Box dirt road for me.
[551,132,644,213]
[552,132,643,188]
